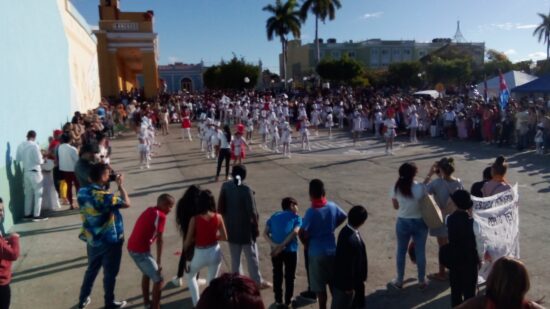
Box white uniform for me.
[326,113,334,127]
[16,140,44,217]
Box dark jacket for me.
[218,181,259,244]
[333,225,368,290]
[446,211,479,268]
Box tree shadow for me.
[5,142,25,224]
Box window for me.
[348,51,356,58]
[332,51,341,58]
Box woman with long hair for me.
[183,189,228,306]
[172,185,202,287]
[457,257,544,309]
[482,156,512,197]
[390,162,429,289]
[424,157,464,281]
[215,125,232,182]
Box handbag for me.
[419,193,444,229]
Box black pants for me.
[216,148,231,178]
[0,285,10,309]
[450,264,478,307]
[272,251,297,304]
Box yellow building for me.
[95,0,159,98]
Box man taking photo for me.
[77,163,130,309]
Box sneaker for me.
[258,281,272,290]
[106,300,127,309]
[389,278,403,289]
[197,278,207,286]
[418,281,429,291]
[78,297,91,309]
[32,216,48,222]
[171,276,183,287]
[23,215,33,220]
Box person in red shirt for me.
[127,194,175,309]
[0,198,20,309]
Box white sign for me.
[472,184,520,279]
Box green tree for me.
[426,57,472,86]
[533,11,550,60]
[299,0,342,64]
[316,55,363,84]
[203,57,259,90]
[513,60,534,74]
[263,0,302,89]
[387,61,422,88]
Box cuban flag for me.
[499,71,510,110]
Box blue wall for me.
[0,1,73,231]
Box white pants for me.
[186,244,222,306]
[24,171,43,217]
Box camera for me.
[109,173,120,182]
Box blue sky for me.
[72,0,550,73]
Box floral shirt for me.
[78,184,125,247]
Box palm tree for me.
[533,11,550,60]
[263,0,302,89]
[300,0,342,64]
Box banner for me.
[472,184,519,279]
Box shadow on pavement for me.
[12,256,88,284]
[16,223,81,237]
[364,279,449,309]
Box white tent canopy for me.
[476,70,537,98]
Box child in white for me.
[535,124,544,154]
[259,118,270,148]
[374,109,383,138]
[409,111,419,143]
[384,116,397,155]
[138,129,150,169]
[300,117,311,151]
[326,111,334,138]
[269,120,280,153]
[311,109,321,136]
[231,132,250,165]
[281,122,292,158]
[246,114,254,142]
[204,122,215,159]
[352,111,362,145]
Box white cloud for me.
[168,56,181,63]
[362,11,383,19]
[516,24,538,30]
[478,22,540,31]
[528,51,547,60]
[504,49,517,56]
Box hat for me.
[53,130,63,137]
[450,190,473,210]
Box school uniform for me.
[332,225,368,309]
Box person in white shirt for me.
[57,134,80,209]
[15,130,46,220]
[409,111,419,143]
[281,122,293,158]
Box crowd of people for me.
[1,86,548,309]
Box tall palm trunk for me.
[281,37,287,90]
[547,35,549,60]
[315,15,320,63]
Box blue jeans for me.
[395,218,428,284]
[79,242,123,306]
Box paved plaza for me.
[9,125,550,309]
